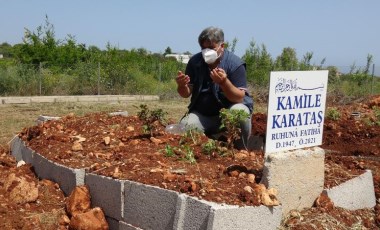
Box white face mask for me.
[201,47,221,64]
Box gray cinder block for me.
[176,195,282,230]
[10,136,24,161]
[175,195,211,230]
[324,170,376,210]
[106,217,120,230]
[86,173,124,220]
[10,137,35,163]
[55,96,78,102]
[10,137,87,197]
[119,221,143,230]
[31,151,85,196]
[30,96,56,103]
[123,181,180,230]
[2,97,30,104]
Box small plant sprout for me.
[180,128,203,145]
[201,139,217,155]
[135,104,168,136]
[163,144,176,157]
[365,106,380,126]
[219,108,250,149]
[182,145,196,164]
[326,107,341,121]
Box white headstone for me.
[265,70,328,154]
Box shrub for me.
[219,108,250,149]
[326,107,341,121]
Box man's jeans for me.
[180,103,252,150]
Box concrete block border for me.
[10,137,85,196]
[86,173,125,220]
[324,170,376,210]
[0,95,160,105]
[10,137,377,230]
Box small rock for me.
[16,160,26,167]
[66,186,91,217]
[126,126,134,131]
[234,152,248,160]
[238,172,247,178]
[150,137,163,145]
[130,139,140,145]
[244,185,253,193]
[112,167,121,178]
[4,173,38,204]
[72,135,86,142]
[289,210,300,218]
[58,214,70,225]
[163,172,177,181]
[314,193,334,210]
[69,207,108,230]
[229,170,240,177]
[261,187,280,206]
[247,174,255,183]
[190,182,197,192]
[72,142,83,151]
[103,136,111,145]
[150,168,164,173]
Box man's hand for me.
[176,71,190,88]
[210,68,244,103]
[210,68,227,85]
[176,71,192,98]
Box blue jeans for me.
[180,103,252,149]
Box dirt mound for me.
[2,95,380,229]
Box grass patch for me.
[0,99,189,146]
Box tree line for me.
[0,17,378,99]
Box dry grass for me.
[0,98,267,146]
[0,99,189,146]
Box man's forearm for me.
[219,79,244,103]
[177,85,192,98]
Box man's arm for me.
[176,71,192,98]
[210,68,245,103]
[218,78,245,103]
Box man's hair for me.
[198,27,224,46]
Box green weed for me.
[219,108,250,149]
[326,107,341,121]
[136,104,168,136]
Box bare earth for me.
[1,95,380,229]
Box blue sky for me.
[1,0,379,73]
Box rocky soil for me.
[0,95,379,229]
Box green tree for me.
[164,46,172,56]
[326,65,339,83]
[299,52,313,70]
[242,39,273,85]
[13,15,59,67]
[346,54,373,86]
[225,38,238,53]
[274,47,298,71]
[0,42,13,58]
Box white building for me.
[165,54,191,64]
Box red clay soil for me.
[1,95,380,229]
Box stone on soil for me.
[69,207,108,230]
[66,185,91,217]
[4,173,38,204]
